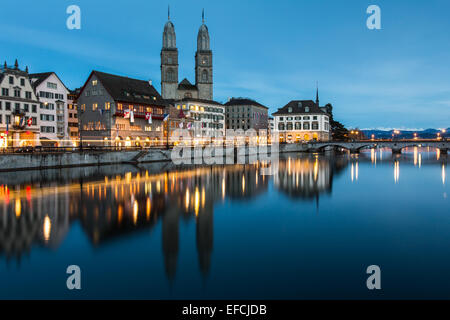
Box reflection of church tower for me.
[195,9,213,100]
[161,7,179,99]
[196,205,213,275]
[162,206,179,281]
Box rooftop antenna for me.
[202,8,205,24]
[168,5,170,20]
[315,81,319,106]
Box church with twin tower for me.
[160,9,213,101]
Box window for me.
[288,107,292,113]
[201,70,208,82]
[81,104,86,111]
[105,102,110,110]
[92,103,98,111]
[47,82,57,89]
[0,101,2,110]
[305,107,310,112]
[14,89,20,98]
[9,76,14,84]
[0,115,2,123]
[92,80,98,86]
[166,69,175,82]
[5,102,11,110]
[278,123,285,130]
[117,103,123,111]
[20,78,25,86]
[24,104,29,112]
[6,115,11,124]
[25,91,32,99]
[287,122,293,130]
[303,122,310,130]
[313,116,318,120]
[312,122,319,130]
[295,122,301,130]
[2,88,9,96]
[32,105,37,112]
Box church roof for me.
[224,98,268,109]
[83,70,167,107]
[178,78,198,91]
[272,100,327,116]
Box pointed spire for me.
[315,81,319,106]
[168,5,170,20]
[3,61,7,69]
[25,66,29,73]
[202,8,205,24]
[14,59,18,69]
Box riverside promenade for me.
[0,140,448,171]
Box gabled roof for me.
[224,98,268,109]
[178,78,197,91]
[29,72,70,92]
[82,70,167,107]
[272,100,327,116]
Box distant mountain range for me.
[361,128,450,139]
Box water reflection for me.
[0,149,447,282]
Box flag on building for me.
[27,117,32,127]
[130,111,134,123]
[179,122,184,129]
[163,114,169,122]
[187,122,192,129]
[124,109,130,119]
[145,112,152,124]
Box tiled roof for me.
[29,72,54,89]
[90,71,167,107]
[224,98,268,109]
[272,100,327,116]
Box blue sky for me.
[1,0,449,129]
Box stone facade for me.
[224,98,268,131]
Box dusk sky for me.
[1,0,449,130]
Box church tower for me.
[195,9,213,100]
[161,7,179,100]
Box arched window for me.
[201,70,208,82]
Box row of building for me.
[0,13,331,148]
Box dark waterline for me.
[0,148,448,299]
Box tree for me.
[324,103,349,141]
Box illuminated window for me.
[92,80,98,86]
[105,102,110,110]
[117,103,123,111]
[92,103,98,111]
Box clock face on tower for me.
[202,58,208,65]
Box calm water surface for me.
[0,148,448,299]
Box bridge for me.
[304,140,450,154]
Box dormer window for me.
[288,107,292,113]
[305,107,310,112]
[297,102,302,108]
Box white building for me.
[172,98,225,140]
[272,100,330,143]
[30,72,70,146]
[0,60,40,148]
